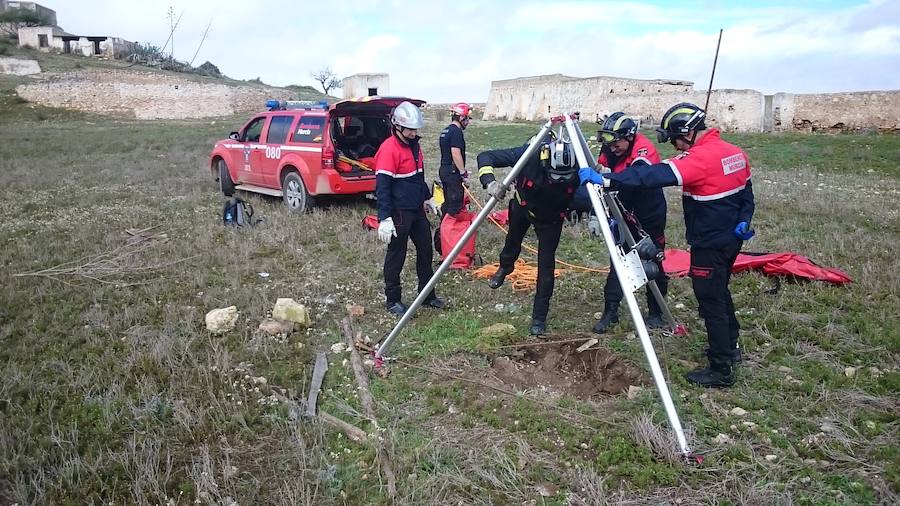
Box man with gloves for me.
[580,103,755,388]
[374,101,446,316]
[477,133,580,336]
[591,112,669,334]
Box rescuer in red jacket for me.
[580,103,756,388]
[591,112,669,334]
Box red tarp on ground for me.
[361,215,379,230]
[662,248,852,284]
[489,209,509,225]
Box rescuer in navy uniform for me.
[580,103,755,388]
[477,133,580,336]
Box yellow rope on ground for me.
[463,187,608,291]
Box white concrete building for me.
[18,25,136,58]
[342,73,389,99]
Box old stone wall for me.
[484,74,764,132]
[485,74,900,132]
[15,70,298,119]
[772,91,900,132]
[0,56,40,75]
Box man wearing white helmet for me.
[374,101,447,316]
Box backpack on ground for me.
[222,197,259,227]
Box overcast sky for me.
[48,0,899,102]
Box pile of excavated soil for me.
[490,335,648,399]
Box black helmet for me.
[598,112,638,144]
[656,103,706,143]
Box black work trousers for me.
[498,200,563,323]
[384,208,436,305]
[689,240,742,367]
[604,222,669,314]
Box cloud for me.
[45,0,900,101]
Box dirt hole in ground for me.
[490,334,648,400]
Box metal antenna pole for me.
[375,120,556,360]
[570,126,680,332]
[564,115,692,459]
[704,28,723,112]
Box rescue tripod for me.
[374,114,698,462]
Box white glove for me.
[587,215,601,236]
[486,180,508,201]
[377,218,396,244]
[425,198,439,215]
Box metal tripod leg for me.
[564,116,693,459]
[374,120,555,360]
[570,125,677,330]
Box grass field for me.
[1,83,898,505]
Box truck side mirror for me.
[229,131,240,140]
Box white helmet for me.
[391,101,425,129]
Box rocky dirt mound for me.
[14,69,315,119]
[491,336,648,399]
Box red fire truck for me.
[209,96,426,212]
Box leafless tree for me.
[0,8,51,38]
[310,67,342,95]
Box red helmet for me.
[450,102,472,118]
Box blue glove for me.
[579,167,604,185]
[734,221,755,241]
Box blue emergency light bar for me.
[266,99,329,111]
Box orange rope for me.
[464,187,609,276]
[471,260,564,292]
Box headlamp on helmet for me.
[656,103,706,143]
[543,139,578,183]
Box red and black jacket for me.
[605,129,755,249]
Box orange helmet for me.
[450,102,472,118]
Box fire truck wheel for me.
[218,159,235,197]
[283,171,314,213]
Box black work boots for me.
[530,320,546,336]
[488,267,510,289]
[686,363,735,388]
[592,302,620,334]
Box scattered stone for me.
[407,473,417,482]
[868,367,883,377]
[579,443,588,449]
[536,483,559,497]
[777,366,793,373]
[844,366,857,378]
[803,432,827,446]
[205,306,239,334]
[448,405,459,415]
[251,376,267,386]
[479,323,517,339]
[713,433,732,445]
[742,421,757,431]
[330,342,348,354]
[675,303,686,310]
[346,304,365,317]
[258,319,294,336]
[800,476,811,484]
[765,454,778,462]
[626,385,643,400]
[820,421,837,433]
[865,421,876,430]
[363,359,375,368]
[273,298,311,326]
[576,338,599,353]
[593,311,603,320]
[730,407,748,417]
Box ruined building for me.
[484,74,900,133]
